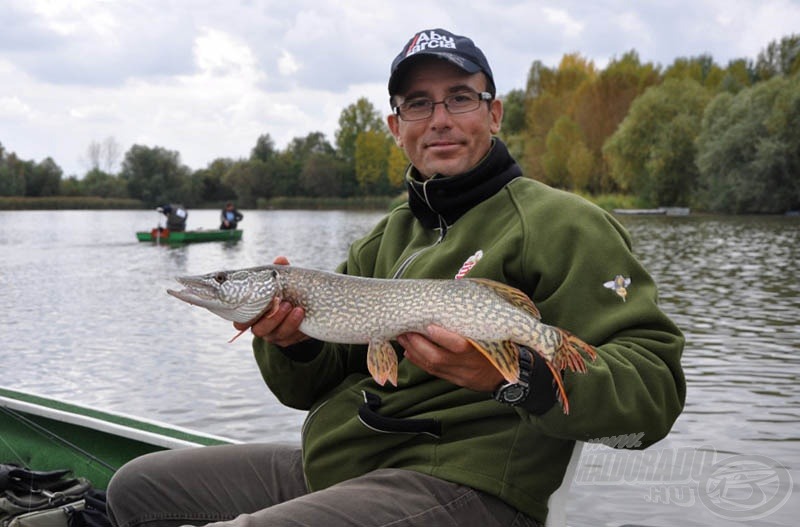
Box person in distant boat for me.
[156,204,188,232]
[220,202,243,230]
[108,29,686,527]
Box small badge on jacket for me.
[455,250,483,279]
[604,275,631,302]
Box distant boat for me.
[136,228,242,244]
[613,207,690,216]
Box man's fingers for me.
[424,325,472,353]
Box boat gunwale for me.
[0,386,236,450]
[136,228,243,243]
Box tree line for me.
[1,34,798,214]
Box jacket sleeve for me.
[253,338,368,410]
[518,197,686,448]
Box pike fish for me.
[167,265,597,414]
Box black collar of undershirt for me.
[405,138,522,230]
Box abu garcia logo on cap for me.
[405,30,457,57]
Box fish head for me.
[167,266,281,323]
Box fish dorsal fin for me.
[467,278,541,320]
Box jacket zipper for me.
[392,220,447,279]
[394,179,449,278]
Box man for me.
[107,29,685,526]
[157,203,188,232]
[220,202,243,230]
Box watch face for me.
[502,384,528,404]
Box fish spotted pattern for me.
[167,265,597,414]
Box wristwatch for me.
[492,346,533,406]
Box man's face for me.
[387,57,503,179]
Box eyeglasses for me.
[393,91,494,121]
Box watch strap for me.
[493,346,533,405]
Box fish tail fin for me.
[553,329,597,374]
[367,340,398,387]
[528,328,597,415]
[541,358,571,415]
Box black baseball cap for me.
[388,29,495,96]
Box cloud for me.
[0,95,33,120]
[542,7,585,38]
[1,0,797,177]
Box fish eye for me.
[214,272,227,284]
[270,270,278,279]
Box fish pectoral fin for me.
[467,278,541,320]
[367,339,398,387]
[228,327,249,343]
[465,339,520,384]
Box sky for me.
[1,0,799,177]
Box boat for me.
[136,228,243,244]
[612,208,667,215]
[0,386,235,490]
[0,386,586,527]
[612,207,690,216]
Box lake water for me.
[1,209,797,526]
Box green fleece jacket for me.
[253,140,685,522]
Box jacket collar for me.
[405,138,521,229]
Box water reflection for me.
[563,215,800,526]
[1,210,798,526]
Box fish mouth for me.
[167,275,269,324]
[167,276,218,306]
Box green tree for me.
[696,74,800,213]
[222,160,262,207]
[542,115,583,188]
[81,168,129,198]
[25,157,62,197]
[755,34,800,79]
[497,89,526,162]
[0,147,26,196]
[664,55,725,90]
[270,132,336,198]
[251,134,277,163]
[265,153,300,198]
[299,152,347,197]
[355,130,394,194]
[335,98,386,165]
[500,89,526,135]
[387,145,408,187]
[566,142,594,192]
[522,55,596,183]
[284,132,335,174]
[60,176,83,196]
[522,61,560,181]
[191,158,237,203]
[604,78,711,206]
[718,58,755,94]
[120,145,191,206]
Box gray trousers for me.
[106,443,540,527]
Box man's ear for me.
[489,98,503,135]
[387,114,403,147]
